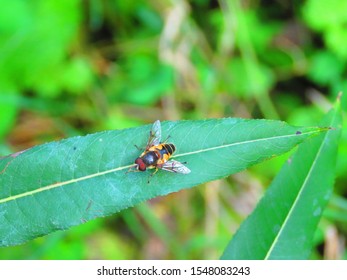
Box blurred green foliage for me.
[0,0,346,259]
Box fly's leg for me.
[147,168,159,183]
[134,144,144,151]
[125,164,139,174]
[162,135,171,143]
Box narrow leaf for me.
[221,102,342,260]
[0,118,324,246]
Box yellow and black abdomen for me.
[156,143,175,164]
[161,143,175,155]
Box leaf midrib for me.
[0,131,316,205]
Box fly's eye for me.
[139,163,146,171]
[135,158,146,171]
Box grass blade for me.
[221,102,342,260]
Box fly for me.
[131,120,190,179]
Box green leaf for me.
[0,118,324,246]
[227,58,275,98]
[308,51,344,86]
[221,101,342,260]
[303,0,347,30]
[0,0,82,97]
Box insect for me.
[132,120,190,178]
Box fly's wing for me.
[161,160,191,174]
[146,120,161,149]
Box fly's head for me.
[135,157,146,171]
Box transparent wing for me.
[146,120,161,149]
[161,160,191,174]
